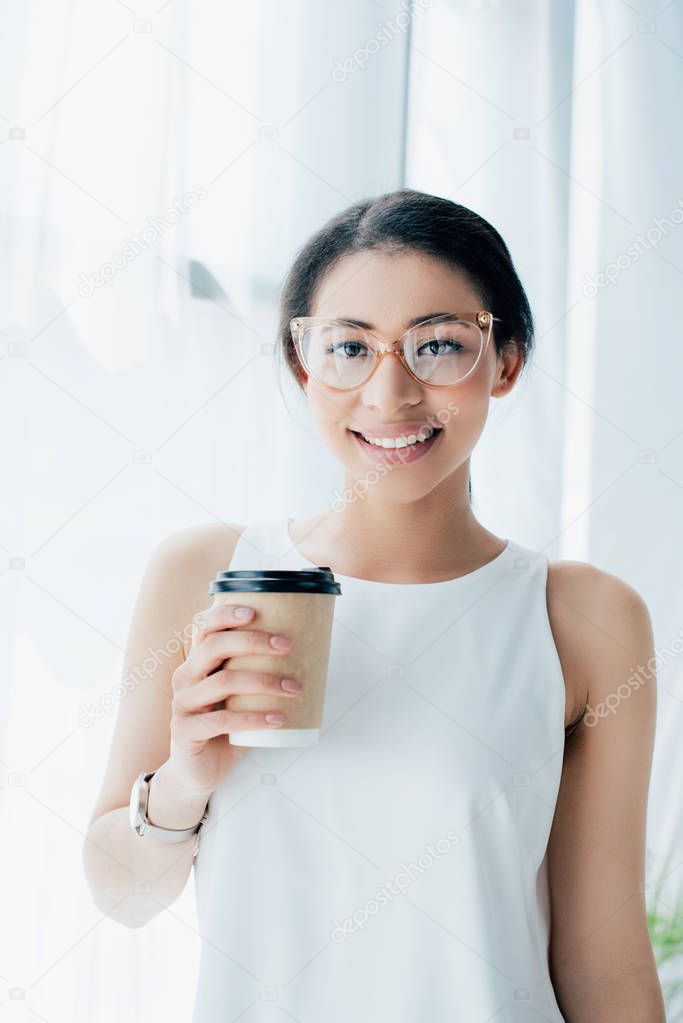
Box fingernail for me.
[281,678,303,692]
[265,713,286,724]
[234,607,253,619]
[270,635,291,650]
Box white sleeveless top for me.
[191,516,567,1022]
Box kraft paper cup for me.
[207,567,341,748]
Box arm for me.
[545,563,665,1021]
[81,523,241,928]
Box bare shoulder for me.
[143,521,247,658]
[151,521,245,578]
[546,557,653,730]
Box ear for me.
[491,339,524,398]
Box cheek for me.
[307,389,355,434]
[431,379,491,433]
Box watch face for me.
[128,774,145,830]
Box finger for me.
[192,603,255,645]
[181,707,287,740]
[191,629,292,681]
[175,668,301,712]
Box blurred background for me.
[1,0,683,1018]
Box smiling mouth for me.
[349,426,443,449]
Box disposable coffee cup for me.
[207,566,342,748]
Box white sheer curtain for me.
[2,0,682,1018]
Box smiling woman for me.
[83,189,665,1023]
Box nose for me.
[359,350,423,411]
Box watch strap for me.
[134,770,209,844]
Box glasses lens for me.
[300,322,376,388]
[405,319,483,385]
[297,317,486,388]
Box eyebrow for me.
[334,313,455,330]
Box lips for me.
[348,426,443,465]
[351,421,441,440]
[350,427,441,448]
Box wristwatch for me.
[129,771,209,847]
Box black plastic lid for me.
[208,566,341,596]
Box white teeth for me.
[360,426,436,448]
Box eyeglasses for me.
[289,311,501,390]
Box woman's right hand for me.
[166,603,302,798]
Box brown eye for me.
[326,341,370,358]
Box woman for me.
[83,189,665,1021]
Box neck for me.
[300,467,503,581]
